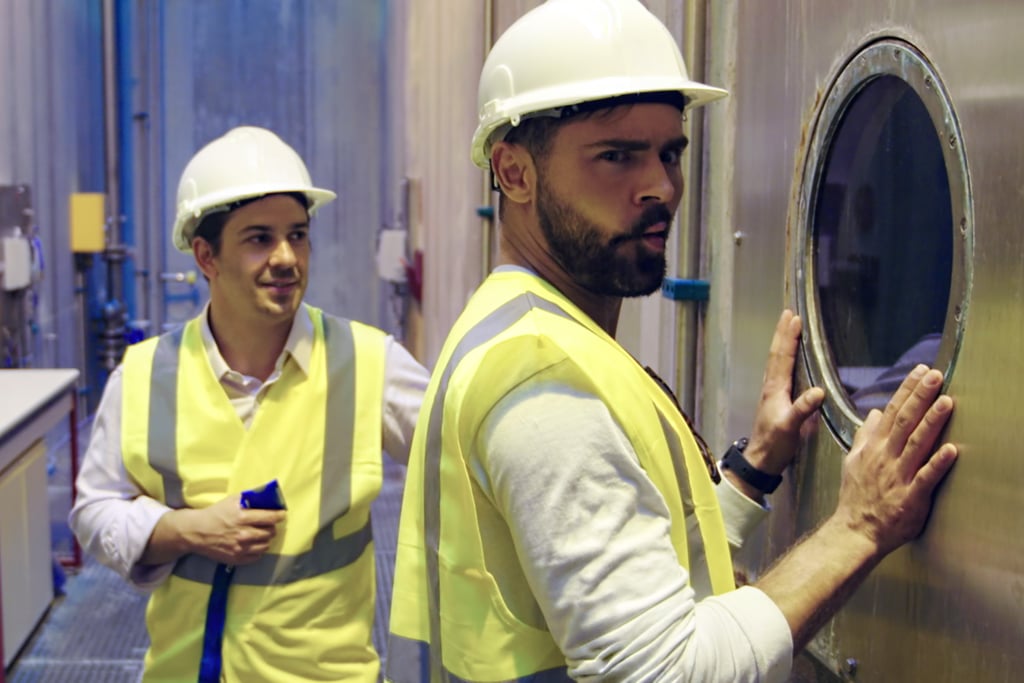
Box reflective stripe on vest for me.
[148,311,373,587]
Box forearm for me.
[755,516,881,651]
[139,507,200,566]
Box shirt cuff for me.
[717,473,770,547]
[125,497,176,590]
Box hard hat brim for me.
[172,186,337,253]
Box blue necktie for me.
[198,480,287,683]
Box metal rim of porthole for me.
[793,38,973,448]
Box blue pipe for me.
[116,0,136,324]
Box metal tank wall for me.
[150,1,393,334]
[701,1,1024,681]
[0,0,105,378]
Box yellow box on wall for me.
[69,193,106,253]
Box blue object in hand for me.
[240,479,287,511]
[198,480,286,682]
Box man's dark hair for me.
[193,191,311,255]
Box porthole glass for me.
[795,40,972,447]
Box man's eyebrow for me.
[662,135,690,151]
[238,221,310,234]
[583,135,690,151]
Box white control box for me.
[376,229,408,283]
[1,236,31,291]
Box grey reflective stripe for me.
[320,311,357,526]
[173,520,372,585]
[386,635,570,683]
[149,313,370,587]
[149,327,185,509]
[657,410,694,513]
[420,292,575,681]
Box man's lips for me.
[640,223,669,250]
[262,280,299,290]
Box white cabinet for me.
[0,369,78,670]
[0,439,51,667]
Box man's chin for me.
[259,297,302,321]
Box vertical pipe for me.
[675,0,709,420]
[101,0,121,304]
[100,0,126,369]
[479,0,494,281]
[117,0,137,328]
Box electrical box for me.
[70,192,106,253]
[376,229,408,283]
[1,236,31,290]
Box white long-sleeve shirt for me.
[69,305,428,590]
[474,377,793,682]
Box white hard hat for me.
[171,126,336,252]
[470,0,728,169]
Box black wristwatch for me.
[721,437,783,494]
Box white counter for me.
[0,369,80,474]
[0,368,79,671]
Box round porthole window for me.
[794,39,972,448]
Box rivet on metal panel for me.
[841,657,858,679]
[733,230,744,245]
[954,304,963,323]
[959,217,968,236]
[948,134,957,149]
[924,76,933,90]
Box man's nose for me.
[635,158,679,205]
[268,239,297,268]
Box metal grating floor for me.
[6,424,407,683]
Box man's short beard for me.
[536,180,670,297]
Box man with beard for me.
[385,1,957,681]
[70,126,428,682]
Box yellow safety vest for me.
[122,305,386,683]
[387,270,734,682]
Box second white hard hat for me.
[470,0,728,169]
[171,126,336,253]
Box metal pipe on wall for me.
[479,0,495,280]
[100,0,126,371]
[674,0,709,420]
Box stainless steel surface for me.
[708,2,1024,680]
[152,0,391,330]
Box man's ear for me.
[491,141,536,206]
[193,237,217,280]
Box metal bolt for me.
[948,134,957,149]
[843,657,858,679]
[959,216,967,236]
[733,231,744,245]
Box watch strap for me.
[721,438,783,494]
